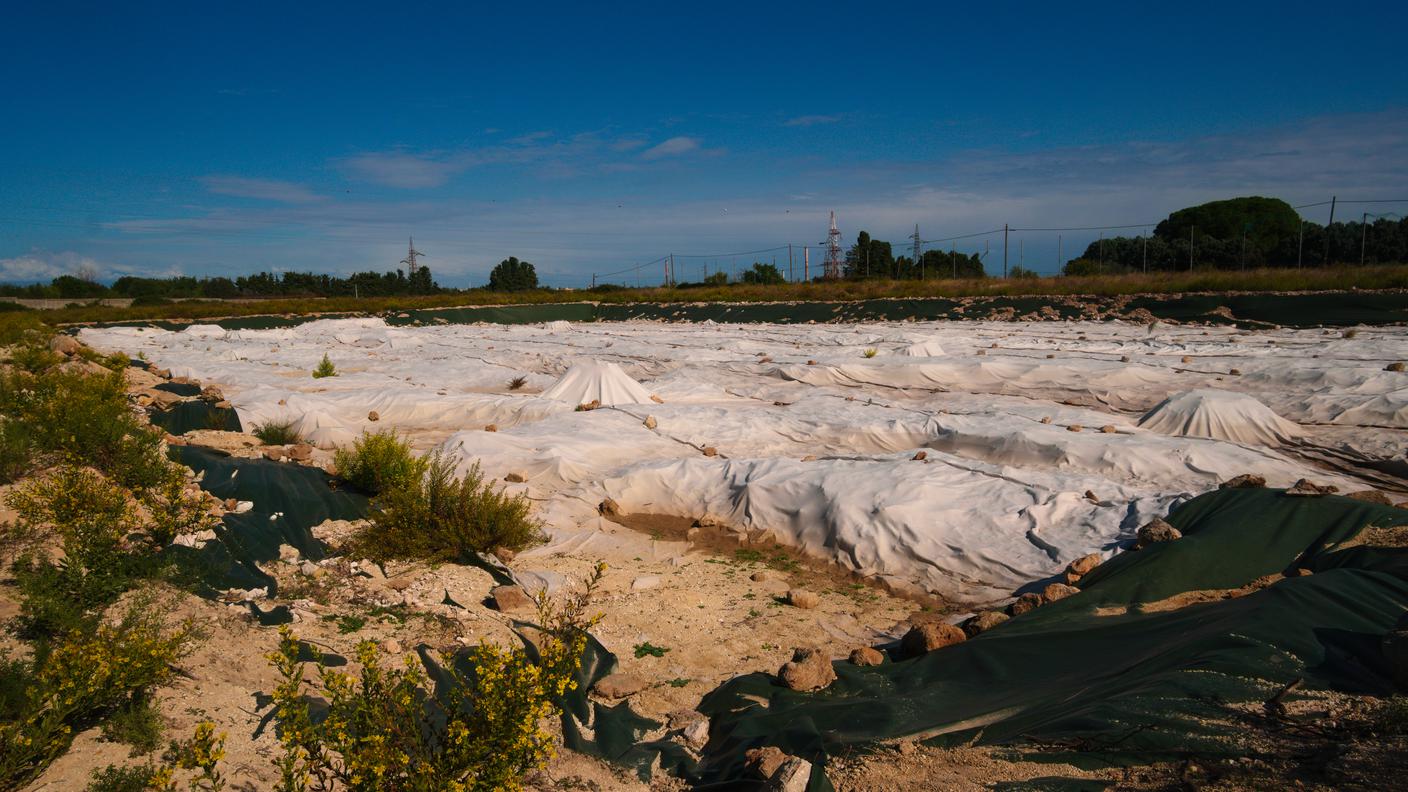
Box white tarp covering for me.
[540,360,654,406]
[1138,388,1305,446]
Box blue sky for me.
[2,1,1406,286]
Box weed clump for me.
[352,452,543,563]
[862,347,878,358]
[507,375,528,390]
[311,353,337,379]
[333,429,425,495]
[252,419,302,446]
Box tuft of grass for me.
[85,763,165,792]
[633,641,669,658]
[333,429,426,495]
[507,375,528,390]
[312,353,337,378]
[100,694,164,755]
[351,452,544,563]
[862,347,878,358]
[251,419,302,446]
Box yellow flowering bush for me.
[0,598,201,789]
[267,565,603,791]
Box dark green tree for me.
[487,257,539,292]
[740,262,785,285]
[843,231,894,279]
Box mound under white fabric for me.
[899,339,946,357]
[540,360,653,406]
[1137,389,1304,446]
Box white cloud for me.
[340,151,464,189]
[202,175,324,203]
[784,114,841,127]
[0,251,107,284]
[641,136,701,160]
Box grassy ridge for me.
[37,264,1408,326]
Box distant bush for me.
[252,419,302,446]
[333,429,426,495]
[130,295,172,307]
[312,353,337,378]
[353,453,543,562]
[1008,265,1040,279]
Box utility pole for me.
[1360,213,1369,266]
[1297,221,1305,268]
[804,247,810,281]
[1098,232,1104,270]
[911,224,921,280]
[1189,226,1195,271]
[788,244,793,282]
[1142,235,1147,273]
[1323,196,1337,265]
[1002,224,1009,278]
[591,273,597,288]
[951,242,956,278]
[1019,239,1024,270]
[1058,235,1062,272]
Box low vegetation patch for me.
[332,429,425,495]
[311,353,337,379]
[352,452,543,563]
[251,419,302,446]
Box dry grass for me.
[41,264,1408,326]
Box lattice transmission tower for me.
[400,236,426,274]
[823,210,843,279]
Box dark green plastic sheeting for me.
[148,401,243,434]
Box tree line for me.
[0,267,440,302]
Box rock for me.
[504,471,527,483]
[849,647,885,666]
[745,746,789,779]
[287,444,314,462]
[650,394,664,404]
[786,589,820,609]
[492,546,516,564]
[1067,553,1102,577]
[770,758,812,792]
[489,585,534,613]
[900,621,966,657]
[1040,416,1052,424]
[299,561,319,576]
[643,415,657,429]
[1286,567,1314,577]
[962,611,1009,637]
[483,423,498,432]
[1083,490,1099,503]
[1220,474,1267,489]
[1100,425,1116,434]
[631,575,661,591]
[367,410,380,421]
[751,569,785,582]
[1228,368,1242,376]
[1008,592,1044,617]
[912,450,927,461]
[380,638,402,654]
[1043,583,1080,603]
[1136,518,1181,548]
[682,718,710,749]
[1286,478,1337,497]
[153,367,172,379]
[48,334,82,355]
[801,454,817,461]
[593,673,647,699]
[598,498,621,516]
[263,447,285,461]
[1386,362,1406,372]
[778,647,836,691]
[702,446,718,457]
[1067,424,1082,433]
[1120,355,1130,362]
[223,497,239,511]
[386,575,416,591]
[1345,490,1393,505]
[1181,355,1192,363]
[807,360,817,365]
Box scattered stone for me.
[1286,478,1337,497]
[484,423,498,432]
[1066,553,1102,577]
[911,450,927,461]
[643,415,658,429]
[1387,362,1405,372]
[849,647,884,666]
[594,673,647,699]
[1067,424,1082,433]
[1100,425,1116,434]
[702,446,718,457]
[745,746,789,779]
[1136,518,1182,547]
[287,444,314,462]
[504,471,527,483]
[770,757,812,792]
[975,349,986,356]
[807,360,817,365]
[1286,567,1314,577]
[223,497,239,511]
[682,718,710,749]
[751,569,785,582]
[492,546,516,564]
[631,575,661,591]
[1220,474,1267,489]
[1229,368,1242,376]
[489,585,534,613]
[49,334,84,355]
[1345,490,1393,506]
[787,589,820,609]
[1008,592,1044,617]
[367,410,380,421]
[650,394,664,403]
[962,610,1009,637]
[598,498,621,516]
[299,561,319,576]
[1120,355,1130,362]
[263,447,285,461]
[778,647,836,691]
[900,621,966,656]
[380,638,402,654]
[385,575,415,591]
[801,455,817,461]
[1083,490,1099,503]
[1043,583,1080,603]
[1181,355,1192,363]
[1040,416,1052,424]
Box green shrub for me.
[352,452,543,563]
[0,312,47,346]
[252,420,302,446]
[0,597,201,789]
[0,419,34,484]
[263,565,601,791]
[100,694,164,755]
[333,429,425,495]
[86,763,165,792]
[311,354,336,378]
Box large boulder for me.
[778,647,836,691]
